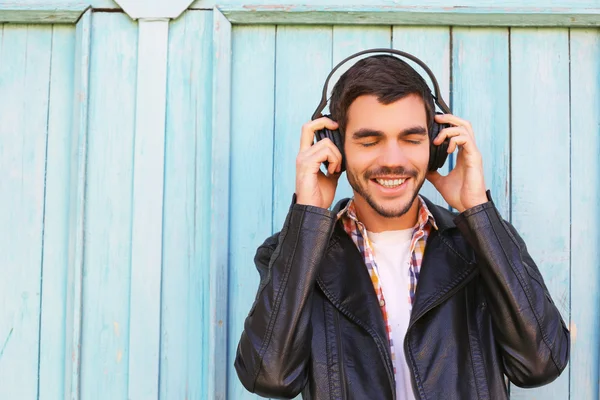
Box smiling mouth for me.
[373,177,408,188]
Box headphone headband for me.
[311,48,451,120]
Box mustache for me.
[364,166,419,180]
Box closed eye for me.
[361,142,377,147]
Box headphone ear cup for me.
[330,129,346,172]
[428,115,450,171]
[314,114,345,172]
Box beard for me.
[346,165,426,218]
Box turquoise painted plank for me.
[509,28,570,400]
[80,12,137,400]
[218,5,600,27]
[0,3,89,24]
[6,0,600,13]
[392,26,451,209]
[38,24,76,400]
[273,25,332,231]
[0,23,52,400]
[127,18,169,400]
[205,0,600,5]
[64,10,91,400]
[228,25,276,400]
[330,26,391,209]
[209,9,231,400]
[160,10,212,400]
[452,28,510,217]
[569,28,600,400]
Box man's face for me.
[344,94,430,218]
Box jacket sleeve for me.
[454,192,570,388]
[234,197,337,398]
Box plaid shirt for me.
[336,196,437,377]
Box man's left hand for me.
[426,114,488,213]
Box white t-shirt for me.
[367,228,416,400]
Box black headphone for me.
[312,48,451,172]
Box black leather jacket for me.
[234,194,570,399]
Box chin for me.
[369,198,415,219]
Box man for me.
[234,54,570,399]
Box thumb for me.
[426,170,443,189]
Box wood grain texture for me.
[160,10,212,400]
[228,24,275,400]
[569,28,600,400]
[330,26,391,209]
[127,18,169,400]
[509,28,570,400]
[205,0,600,5]
[0,3,89,24]
[452,28,510,217]
[0,23,52,400]
[218,6,600,27]
[272,25,332,231]
[5,0,600,14]
[64,10,91,400]
[209,9,231,399]
[38,23,76,400]
[392,26,451,209]
[79,12,137,400]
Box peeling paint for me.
[570,322,577,342]
[113,321,120,337]
[117,350,123,363]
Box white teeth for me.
[376,178,406,188]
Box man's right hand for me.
[295,117,343,209]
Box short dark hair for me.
[329,55,436,137]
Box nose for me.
[378,141,409,167]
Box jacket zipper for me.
[334,310,348,399]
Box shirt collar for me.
[337,195,438,232]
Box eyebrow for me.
[351,126,427,140]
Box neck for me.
[353,196,420,233]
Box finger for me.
[305,144,342,175]
[321,147,342,175]
[300,117,339,151]
[435,114,474,138]
[433,126,468,145]
[447,136,469,154]
[306,138,343,171]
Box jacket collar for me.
[420,195,456,233]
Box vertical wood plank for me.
[80,12,138,400]
[38,23,76,400]
[392,26,451,208]
[452,28,510,217]
[64,11,91,400]
[127,18,169,400]
[228,25,276,400]
[330,26,391,208]
[509,28,570,400]
[209,9,231,400]
[273,25,332,230]
[160,10,213,400]
[0,23,52,400]
[569,28,600,400]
